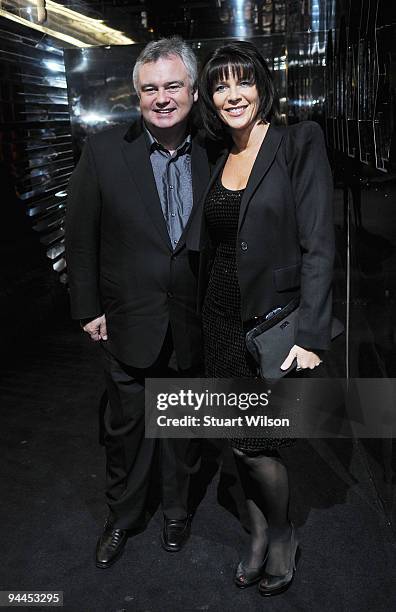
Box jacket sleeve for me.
[286,121,335,350]
[65,138,103,320]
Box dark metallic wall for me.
[325,0,396,522]
[325,0,396,382]
[0,18,74,347]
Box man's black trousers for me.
[100,331,201,530]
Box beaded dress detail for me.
[202,178,294,451]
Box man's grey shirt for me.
[144,125,193,249]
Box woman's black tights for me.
[233,447,293,574]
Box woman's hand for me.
[280,345,322,372]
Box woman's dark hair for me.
[199,40,280,140]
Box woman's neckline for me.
[219,180,245,193]
[220,122,271,192]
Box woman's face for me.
[212,70,260,132]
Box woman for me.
[198,41,335,596]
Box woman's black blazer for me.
[190,121,335,351]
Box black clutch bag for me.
[245,298,344,380]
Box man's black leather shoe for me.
[96,520,128,568]
[161,516,191,552]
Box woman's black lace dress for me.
[202,178,295,452]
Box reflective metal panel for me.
[0,17,73,285]
[326,0,396,524]
[0,0,135,46]
[64,44,141,156]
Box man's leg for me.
[160,360,202,551]
[102,347,157,530]
[96,346,157,568]
[160,437,201,551]
[161,437,201,519]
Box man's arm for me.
[65,138,104,323]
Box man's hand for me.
[82,314,108,342]
[280,344,322,371]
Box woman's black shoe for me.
[234,551,268,589]
[258,523,299,596]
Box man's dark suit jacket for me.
[66,121,212,369]
[190,121,335,351]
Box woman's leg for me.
[233,448,269,567]
[233,447,293,574]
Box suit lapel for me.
[191,137,211,209]
[238,124,284,232]
[200,147,229,203]
[120,129,172,250]
[182,147,228,252]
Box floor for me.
[1,311,395,612]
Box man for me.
[66,38,211,568]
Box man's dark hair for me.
[199,40,280,140]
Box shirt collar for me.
[143,121,191,155]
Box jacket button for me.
[167,291,174,298]
[241,241,248,251]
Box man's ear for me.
[193,88,198,103]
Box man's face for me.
[136,55,197,133]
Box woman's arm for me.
[285,121,335,353]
